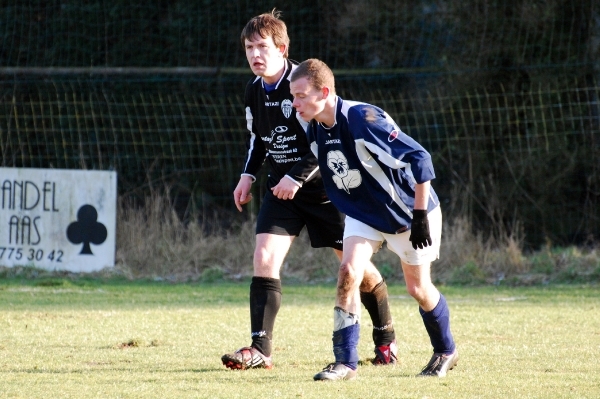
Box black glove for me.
[409,210,432,250]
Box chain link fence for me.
[1,1,599,247]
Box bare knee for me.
[338,261,356,284]
[337,261,361,292]
[359,263,382,292]
[252,234,294,278]
[253,246,279,277]
[405,283,424,301]
[405,282,440,310]
[253,245,268,265]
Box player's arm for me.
[272,120,320,200]
[410,181,433,249]
[414,180,431,210]
[234,102,266,211]
[234,174,254,212]
[358,109,436,181]
[270,175,301,200]
[241,104,268,176]
[270,151,320,200]
[284,119,320,184]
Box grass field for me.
[0,279,599,398]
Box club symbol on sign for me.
[66,205,108,255]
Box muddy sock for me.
[360,279,395,346]
[332,307,360,370]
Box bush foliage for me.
[112,193,600,285]
[1,1,599,249]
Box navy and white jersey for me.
[307,97,440,234]
[242,59,328,203]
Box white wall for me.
[0,168,117,272]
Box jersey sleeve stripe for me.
[244,106,256,173]
[355,138,413,218]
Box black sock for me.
[360,279,395,347]
[249,276,282,357]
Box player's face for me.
[245,34,285,82]
[290,77,326,122]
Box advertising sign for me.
[0,167,117,272]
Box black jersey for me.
[241,59,329,203]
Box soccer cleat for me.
[221,346,273,370]
[313,362,357,381]
[418,351,459,377]
[372,339,398,365]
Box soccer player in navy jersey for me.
[221,11,398,371]
[290,58,458,381]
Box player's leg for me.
[222,192,302,370]
[341,216,397,365]
[385,206,458,377]
[359,265,397,365]
[248,232,293,357]
[335,242,397,356]
[333,248,342,261]
[304,209,397,365]
[314,235,380,381]
[401,260,457,377]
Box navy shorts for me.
[256,190,344,250]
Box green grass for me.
[0,280,599,398]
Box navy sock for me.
[419,294,456,354]
[249,277,282,357]
[332,323,360,370]
[360,279,395,347]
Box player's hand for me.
[409,210,432,250]
[233,176,254,212]
[239,192,253,206]
[271,177,300,200]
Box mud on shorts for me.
[256,189,344,251]
[343,206,442,265]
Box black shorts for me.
[256,190,344,250]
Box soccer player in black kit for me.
[221,9,398,370]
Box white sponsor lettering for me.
[273,157,302,164]
[269,149,294,154]
[276,135,296,144]
[373,323,393,331]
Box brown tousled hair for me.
[241,9,289,58]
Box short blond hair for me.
[291,58,336,94]
[241,9,289,58]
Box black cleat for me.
[372,339,398,365]
[418,351,459,377]
[221,346,273,370]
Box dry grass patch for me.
[113,192,600,286]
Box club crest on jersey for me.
[281,99,293,119]
[388,130,399,142]
[327,150,362,194]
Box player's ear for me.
[322,87,329,99]
[278,44,287,56]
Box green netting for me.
[1,73,598,246]
[1,1,599,247]
[2,1,596,69]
